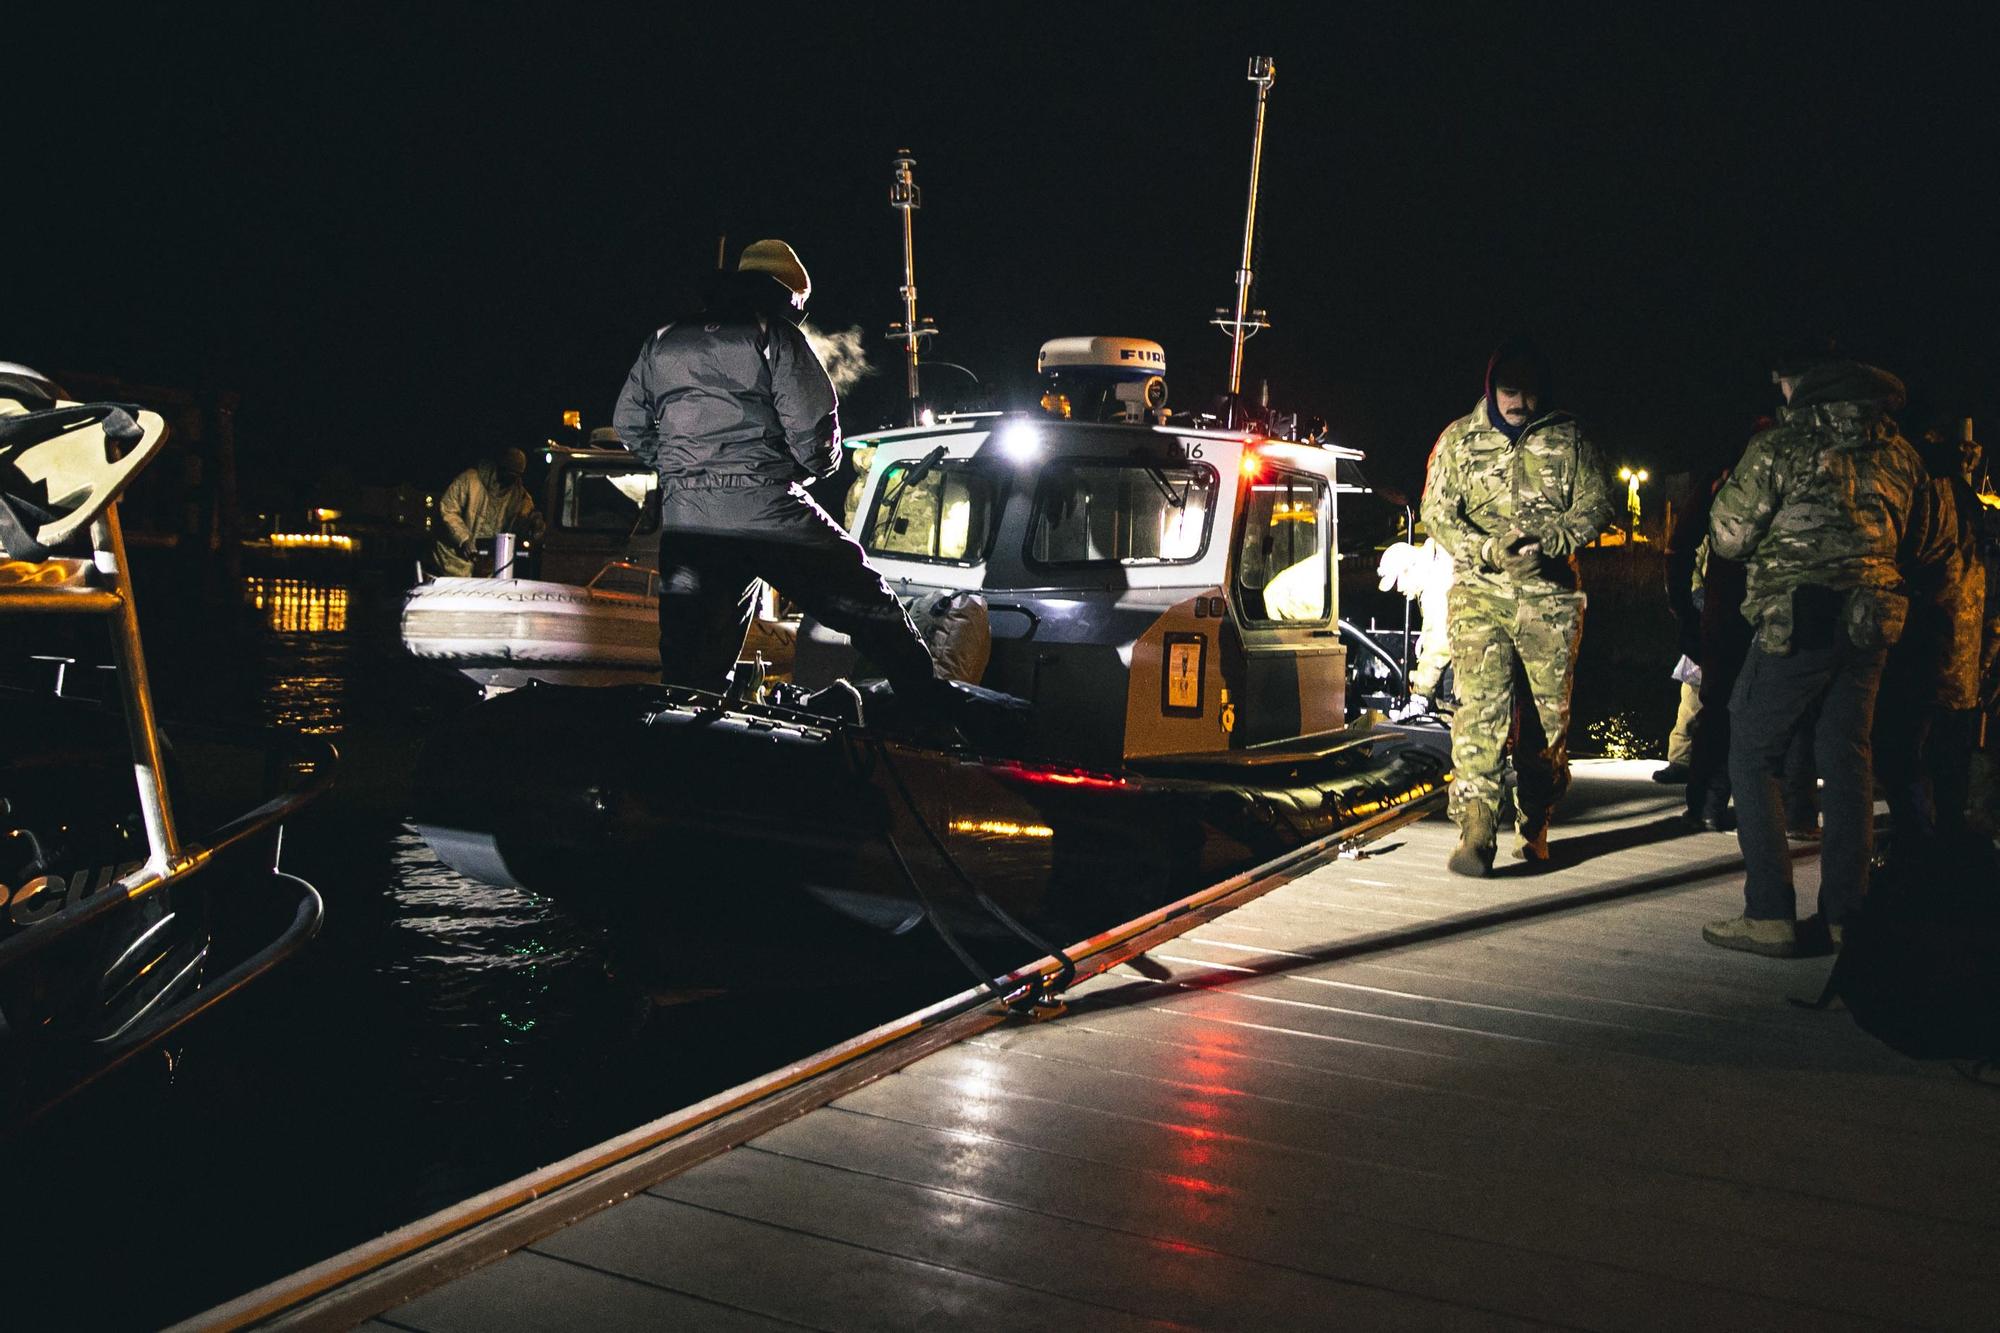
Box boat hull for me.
[400,577,795,692]
[412,684,1446,983]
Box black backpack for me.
[1806,833,2000,1068]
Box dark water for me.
[12,571,963,1329]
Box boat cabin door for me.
[1218,454,1347,746]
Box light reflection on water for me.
[382,825,601,1063]
[242,578,351,735]
[245,576,349,634]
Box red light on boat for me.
[991,761,1132,791]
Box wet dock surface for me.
[342,760,2000,1331]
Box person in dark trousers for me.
[1874,422,1985,850]
[1676,439,1822,835]
[1703,351,1951,957]
[612,240,941,703]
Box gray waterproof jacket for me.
[612,280,840,488]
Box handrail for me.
[10,870,325,1129]
[1341,617,1410,688]
[0,732,336,969]
[583,559,659,597]
[0,585,123,613]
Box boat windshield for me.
[561,466,659,534]
[861,459,998,565]
[1027,461,1217,566]
[1235,470,1330,623]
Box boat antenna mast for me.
[1211,56,1276,428]
[887,150,938,426]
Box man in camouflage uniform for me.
[1702,355,1951,956]
[1422,339,1615,875]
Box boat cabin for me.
[527,440,661,592]
[796,413,1368,768]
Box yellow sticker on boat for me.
[1166,637,1204,712]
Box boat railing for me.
[0,407,328,978]
[584,559,661,601]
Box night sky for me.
[10,6,1995,502]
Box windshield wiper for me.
[1143,466,1191,509]
[861,444,948,545]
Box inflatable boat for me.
[399,442,795,694]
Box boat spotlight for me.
[996,418,1043,462]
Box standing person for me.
[1375,534,1455,712]
[1668,463,1730,818]
[428,447,544,577]
[1422,338,1616,875]
[1702,352,1950,956]
[1657,473,1718,785]
[1676,431,1822,835]
[611,239,944,705]
[1875,421,1988,848]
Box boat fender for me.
[906,590,990,685]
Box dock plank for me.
[381,1249,804,1332]
[859,1044,1999,1315]
[649,1143,1535,1331]
[531,1193,1183,1332]
[756,1100,1896,1331]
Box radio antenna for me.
[887,151,938,425]
[1211,56,1276,426]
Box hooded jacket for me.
[430,458,537,577]
[1708,361,1950,653]
[611,271,840,489]
[1421,378,1614,594]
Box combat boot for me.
[1448,805,1498,878]
[1514,811,1550,864]
[1701,915,1798,957]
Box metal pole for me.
[94,504,180,866]
[1227,57,1276,398]
[1401,503,1415,700]
[890,151,926,425]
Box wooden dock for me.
[233,761,1999,1330]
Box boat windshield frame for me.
[857,456,1001,568]
[556,459,662,536]
[1022,457,1221,571]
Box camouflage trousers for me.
[1446,584,1586,828]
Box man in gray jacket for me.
[613,240,940,700]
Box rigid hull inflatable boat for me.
[414,395,1447,981]
[399,441,795,694]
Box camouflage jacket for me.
[1421,400,1615,596]
[1979,489,2000,707]
[1908,476,1983,708]
[1708,363,1949,654]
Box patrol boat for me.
[411,340,1447,984]
[1,377,329,1129]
